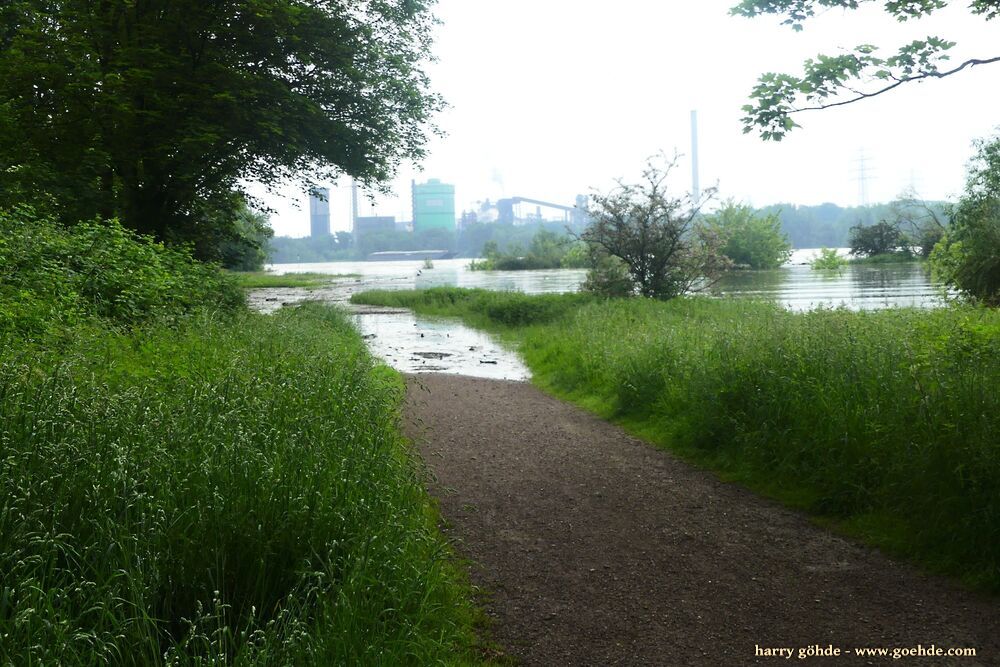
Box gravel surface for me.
[403,374,999,666]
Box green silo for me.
[412,179,456,231]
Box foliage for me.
[0,206,242,342]
[469,229,588,271]
[580,252,637,298]
[931,134,1000,305]
[0,0,441,250]
[886,191,949,258]
[560,239,591,268]
[266,221,590,264]
[0,304,481,663]
[810,247,849,269]
[354,288,1000,591]
[848,220,909,257]
[760,200,949,249]
[267,232,358,263]
[703,201,792,269]
[580,156,731,298]
[732,0,1000,139]
[217,200,275,271]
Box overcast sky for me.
[258,0,997,237]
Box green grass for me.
[353,287,1000,593]
[0,303,483,664]
[351,287,594,328]
[230,271,358,289]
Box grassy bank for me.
[353,288,1000,592]
[1,305,482,664]
[1,210,482,664]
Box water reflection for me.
[712,262,941,311]
[262,254,943,312]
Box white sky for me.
[258,0,998,237]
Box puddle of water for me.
[354,311,529,381]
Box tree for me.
[886,189,949,257]
[0,0,441,253]
[731,0,1000,139]
[217,200,274,271]
[579,156,731,299]
[702,201,792,269]
[931,134,1000,305]
[848,220,907,256]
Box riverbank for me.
[353,288,1000,593]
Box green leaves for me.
[0,0,442,250]
[0,206,243,342]
[702,201,792,269]
[732,0,999,139]
[930,134,1000,305]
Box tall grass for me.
[351,287,594,328]
[353,288,1000,591]
[0,304,480,664]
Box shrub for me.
[931,134,1000,305]
[580,155,730,299]
[810,247,848,270]
[703,201,792,269]
[849,220,907,257]
[0,206,243,341]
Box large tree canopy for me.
[731,0,999,139]
[0,0,441,251]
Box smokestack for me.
[690,110,701,202]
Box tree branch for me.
[792,55,1000,113]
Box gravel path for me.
[403,374,999,666]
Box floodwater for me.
[249,251,944,380]
[712,249,944,311]
[248,258,550,381]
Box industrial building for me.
[411,179,456,232]
[308,188,330,237]
[495,195,590,227]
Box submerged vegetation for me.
[703,201,792,270]
[1,211,480,663]
[353,287,1000,592]
[469,230,589,271]
[809,247,849,270]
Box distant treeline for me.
[763,201,950,248]
[266,221,585,263]
[266,202,951,263]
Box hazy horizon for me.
[253,0,997,238]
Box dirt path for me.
[403,374,999,666]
